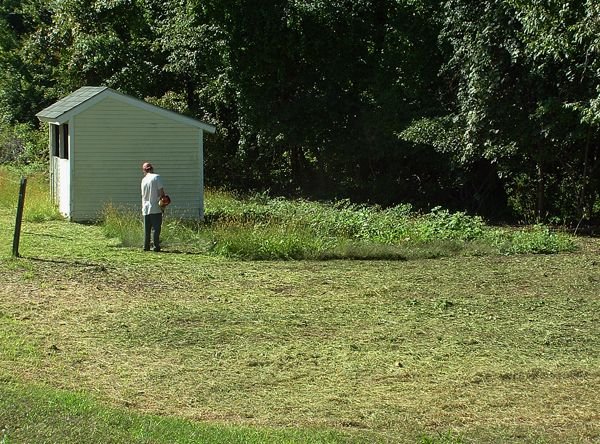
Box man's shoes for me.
[153,246,161,252]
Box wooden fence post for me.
[12,177,27,257]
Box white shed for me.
[35,86,216,222]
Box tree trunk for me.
[536,161,545,222]
[185,80,196,112]
[289,145,305,193]
[577,127,592,220]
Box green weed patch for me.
[101,189,577,260]
[3,168,574,260]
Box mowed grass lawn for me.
[0,205,599,443]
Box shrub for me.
[416,206,486,241]
[0,124,47,167]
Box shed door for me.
[50,124,71,216]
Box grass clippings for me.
[0,206,599,443]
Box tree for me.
[0,0,57,124]
[171,0,446,204]
[404,0,600,222]
[51,0,163,97]
[509,0,600,222]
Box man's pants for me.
[144,212,163,250]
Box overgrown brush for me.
[486,225,576,255]
[0,124,47,167]
[99,189,576,260]
[209,222,328,260]
[1,170,576,260]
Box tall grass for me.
[0,167,62,222]
[101,188,577,260]
[0,166,575,259]
[101,204,144,248]
[0,168,582,259]
[101,204,212,253]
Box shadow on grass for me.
[155,249,205,255]
[22,231,72,239]
[23,256,109,271]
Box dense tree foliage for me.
[1,0,599,223]
[404,0,600,222]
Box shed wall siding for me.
[71,97,203,220]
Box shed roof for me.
[36,86,216,133]
[36,86,108,120]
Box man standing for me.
[141,162,166,251]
